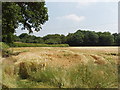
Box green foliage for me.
[45,39,58,44]
[12,30,119,46]
[13,42,69,47]
[98,32,114,46]
[2,2,48,44]
[83,31,99,45]
[113,33,120,45]
[66,30,116,46]
[2,2,22,44]
[0,42,9,50]
[18,33,44,43]
[29,66,65,88]
[29,62,117,88]
[14,33,67,45]
[13,35,21,42]
[3,61,117,88]
[66,31,84,46]
[43,34,65,44]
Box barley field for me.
[1,47,119,88]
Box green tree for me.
[13,35,21,42]
[66,33,74,46]
[43,34,63,44]
[34,37,44,44]
[98,32,114,46]
[83,31,99,45]
[18,33,44,44]
[2,2,48,44]
[116,34,120,46]
[2,2,21,44]
[113,33,120,46]
[66,31,84,46]
[19,33,29,39]
[60,34,66,44]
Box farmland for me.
[1,47,119,88]
[2,1,119,89]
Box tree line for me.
[13,30,120,46]
[2,2,119,46]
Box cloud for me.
[57,14,85,22]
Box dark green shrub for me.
[13,42,69,47]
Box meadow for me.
[2,1,119,89]
[1,46,119,88]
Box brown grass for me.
[2,47,118,88]
[90,54,107,64]
[8,47,118,67]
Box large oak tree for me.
[2,2,48,44]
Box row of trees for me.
[2,2,119,46]
[14,30,120,46]
[14,33,66,44]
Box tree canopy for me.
[13,30,119,46]
[2,2,48,44]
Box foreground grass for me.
[30,64,117,88]
[2,47,118,88]
[2,60,118,88]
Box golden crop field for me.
[1,47,119,88]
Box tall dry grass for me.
[2,47,118,88]
[2,60,118,88]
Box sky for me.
[15,1,118,37]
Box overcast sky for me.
[15,1,118,37]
